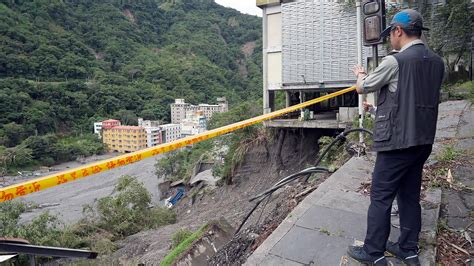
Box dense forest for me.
[0,0,263,170]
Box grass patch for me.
[317,136,351,171]
[433,167,449,177]
[436,218,448,234]
[429,167,450,188]
[443,81,474,103]
[319,228,331,236]
[435,145,459,163]
[428,178,444,188]
[461,81,474,103]
[171,229,193,248]
[160,224,209,266]
[351,114,375,130]
[350,114,375,145]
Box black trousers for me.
[363,144,432,256]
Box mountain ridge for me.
[0,0,262,168]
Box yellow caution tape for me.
[0,86,356,202]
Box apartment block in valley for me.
[161,124,182,143]
[102,125,147,153]
[170,97,228,124]
[138,118,164,147]
[144,127,162,148]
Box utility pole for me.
[373,45,379,68]
[358,0,386,142]
[356,0,365,143]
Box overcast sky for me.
[215,0,262,17]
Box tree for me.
[24,107,56,134]
[2,122,27,147]
[23,134,58,162]
[0,145,34,168]
[427,0,473,76]
[114,109,138,126]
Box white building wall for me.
[170,104,187,124]
[161,124,182,143]
[267,11,282,90]
[145,127,162,148]
[261,4,283,113]
[181,121,206,137]
[94,122,103,138]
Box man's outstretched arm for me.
[352,55,398,94]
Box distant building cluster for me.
[94,97,228,153]
[170,97,228,124]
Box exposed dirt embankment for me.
[112,128,335,264]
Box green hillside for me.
[0,0,262,169]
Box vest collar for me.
[399,39,424,53]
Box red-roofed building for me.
[102,119,121,129]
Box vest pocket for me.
[373,110,392,142]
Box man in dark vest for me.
[347,9,445,265]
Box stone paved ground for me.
[436,101,474,264]
[245,100,472,266]
[432,100,474,230]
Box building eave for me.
[256,0,281,8]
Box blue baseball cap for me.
[380,9,429,38]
